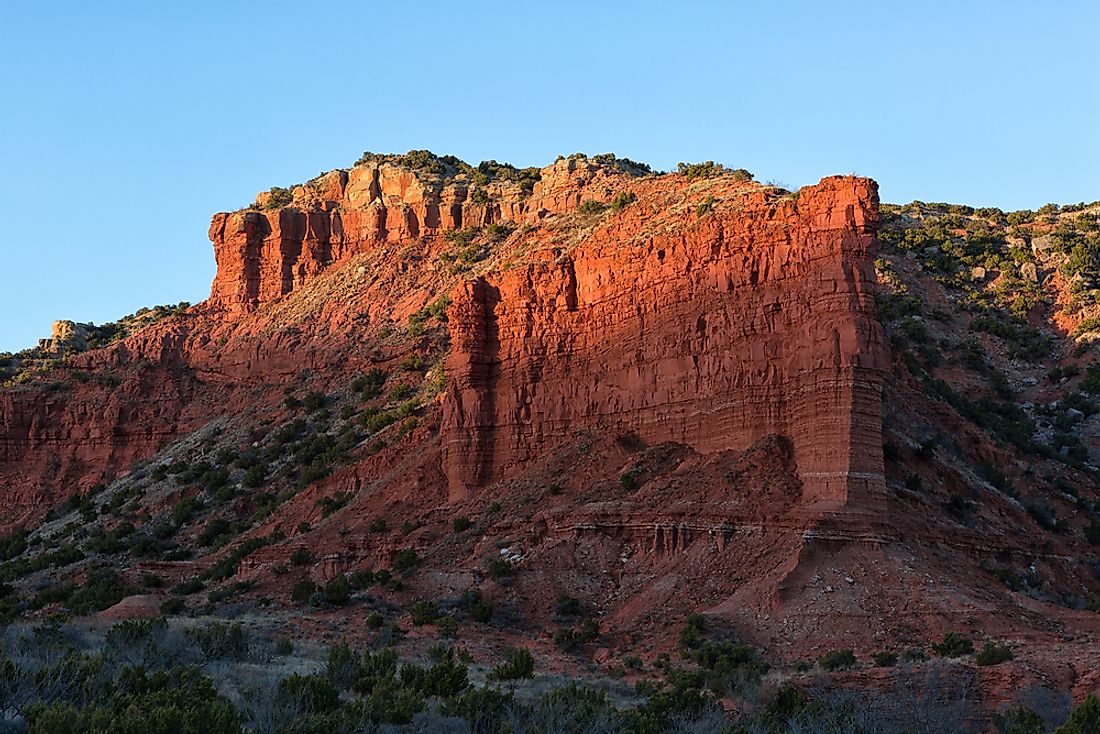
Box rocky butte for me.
[1,152,1099,704]
[204,155,886,512]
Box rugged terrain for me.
[2,151,1100,729]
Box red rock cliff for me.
[207,158,644,315]
[2,157,886,530]
[441,176,887,512]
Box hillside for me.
[1,151,1099,732]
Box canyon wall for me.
[0,369,199,528]
[207,158,637,315]
[441,176,887,511]
[2,158,887,530]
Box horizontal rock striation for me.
[441,176,887,512]
[208,157,634,315]
[2,156,886,531]
[0,369,199,528]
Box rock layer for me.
[208,157,645,315]
[441,176,887,511]
[3,159,885,528]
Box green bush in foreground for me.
[7,614,1100,734]
[488,647,534,681]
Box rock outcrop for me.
[7,152,1100,689]
[441,176,887,512]
[0,368,199,526]
[208,156,648,316]
[2,157,887,529]
[37,320,90,353]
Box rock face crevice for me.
[441,176,887,512]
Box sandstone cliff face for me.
[441,176,887,512]
[3,159,887,530]
[0,369,199,527]
[8,154,1100,690]
[208,157,645,315]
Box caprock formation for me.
[441,176,888,515]
[4,152,1100,700]
[207,153,889,517]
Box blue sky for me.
[1,1,1097,352]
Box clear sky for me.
[1,1,1097,352]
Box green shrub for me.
[290,547,313,566]
[173,577,205,595]
[409,600,441,626]
[554,620,600,651]
[48,567,134,614]
[818,649,857,671]
[398,354,424,372]
[975,641,1013,666]
[292,578,318,603]
[188,622,249,661]
[678,613,708,651]
[323,573,352,605]
[872,650,898,667]
[1054,694,1100,734]
[160,597,186,615]
[696,196,716,217]
[408,299,450,335]
[554,594,583,618]
[610,191,636,213]
[576,199,607,216]
[352,368,388,399]
[452,516,473,532]
[994,706,1046,734]
[197,518,236,548]
[932,631,974,657]
[349,568,375,588]
[688,639,769,691]
[1085,521,1100,546]
[389,384,414,401]
[362,409,397,435]
[302,391,326,411]
[391,548,420,572]
[265,187,294,208]
[242,464,267,488]
[469,591,493,623]
[400,647,469,697]
[277,674,341,714]
[25,667,241,733]
[171,496,204,526]
[140,571,163,588]
[435,616,458,639]
[677,161,724,180]
[488,647,534,681]
[486,558,512,580]
[317,492,351,518]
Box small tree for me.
[324,573,352,605]
[933,632,974,658]
[292,579,317,603]
[488,647,534,681]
